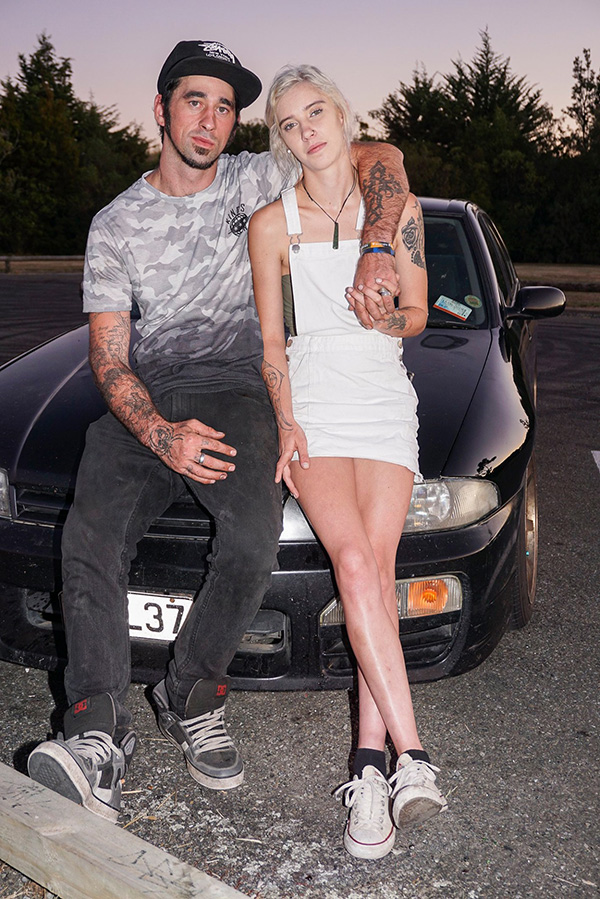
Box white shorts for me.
[287,331,421,476]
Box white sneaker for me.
[389,752,448,829]
[334,765,395,859]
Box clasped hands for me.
[346,252,401,331]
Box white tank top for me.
[281,186,366,336]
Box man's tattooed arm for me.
[261,360,294,431]
[88,311,180,462]
[351,143,409,239]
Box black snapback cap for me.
[157,40,262,109]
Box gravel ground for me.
[0,288,598,898]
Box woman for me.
[248,65,446,860]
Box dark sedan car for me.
[0,199,565,689]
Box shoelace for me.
[181,707,234,753]
[334,771,392,821]
[389,759,440,794]
[63,730,117,768]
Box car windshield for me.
[424,216,486,329]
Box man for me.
[27,40,409,822]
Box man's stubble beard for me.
[163,111,237,171]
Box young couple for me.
[26,39,446,862]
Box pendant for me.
[333,222,339,250]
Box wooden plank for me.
[0,762,245,899]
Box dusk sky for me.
[2,0,598,147]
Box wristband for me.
[360,241,395,257]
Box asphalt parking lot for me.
[0,276,598,898]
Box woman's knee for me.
[333,544,377,593]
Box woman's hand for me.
[276,425,309,498]
[345,275,401,330]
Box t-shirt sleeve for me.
[235,151,288,205]
[82,216,133,313]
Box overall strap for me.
[281,187,302,237]
[356,198,365,231]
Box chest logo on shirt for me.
[227,204,248,237]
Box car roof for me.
[419,197,473,215]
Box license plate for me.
[128,591,194,642]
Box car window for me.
[423,216,487,328]
[478,213,518,305]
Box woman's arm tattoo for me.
[401,201,426,269]
[380,311,409,333]
[262,360,294,431]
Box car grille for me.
[14,486,213,536]
[319,612,461,676]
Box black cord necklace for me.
[302,168,358,250]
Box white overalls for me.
[282,186,421,475]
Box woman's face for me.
[276,81,345,170]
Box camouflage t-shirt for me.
[82,151,285,394]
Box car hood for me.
[404,328,492,478]
[0,325,499,494]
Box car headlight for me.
[0,469,11,519]
[404,478,500,533]
[281,477,499,542]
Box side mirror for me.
[505,285,566,320]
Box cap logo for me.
[198,42,235,64]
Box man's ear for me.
[154,93,166,127]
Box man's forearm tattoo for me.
[262,360,293,430]
[401,202,426,269]
[90,313,163,448]
[362,161,407,228]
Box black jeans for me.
[61,386,281,727]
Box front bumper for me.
[0,488,519,689]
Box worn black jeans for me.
[61,386,281,728]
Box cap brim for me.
[158,58,262,109]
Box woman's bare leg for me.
[291,457,421,756]
[353,458,420,755]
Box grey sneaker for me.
[152,677,243,790]
[389,753,448,828]
[334,765,395,859]
[27,693,134,823]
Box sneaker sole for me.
[157,720,244,791]
[344,825,395,860]
[28,744,119,823]
[392,794,448,829]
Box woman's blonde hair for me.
[265,64,355,180]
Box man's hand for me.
[346,273,401,330]
[353,247,397,292]
[148,418,237,485]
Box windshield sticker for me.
[433,295,473,320]
[464,295,482,308]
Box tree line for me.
[1,32,598,262]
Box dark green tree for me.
[562,48,600,153]
[227,119,270,155]
[370,30,555,257]
[0,34,151,254]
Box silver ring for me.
[198,453,205,465]
[379,288,392,297]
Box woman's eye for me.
[310,107,323,117]
[283,122,296,132]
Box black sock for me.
[402,748,431,764]
[353,748,387,777]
